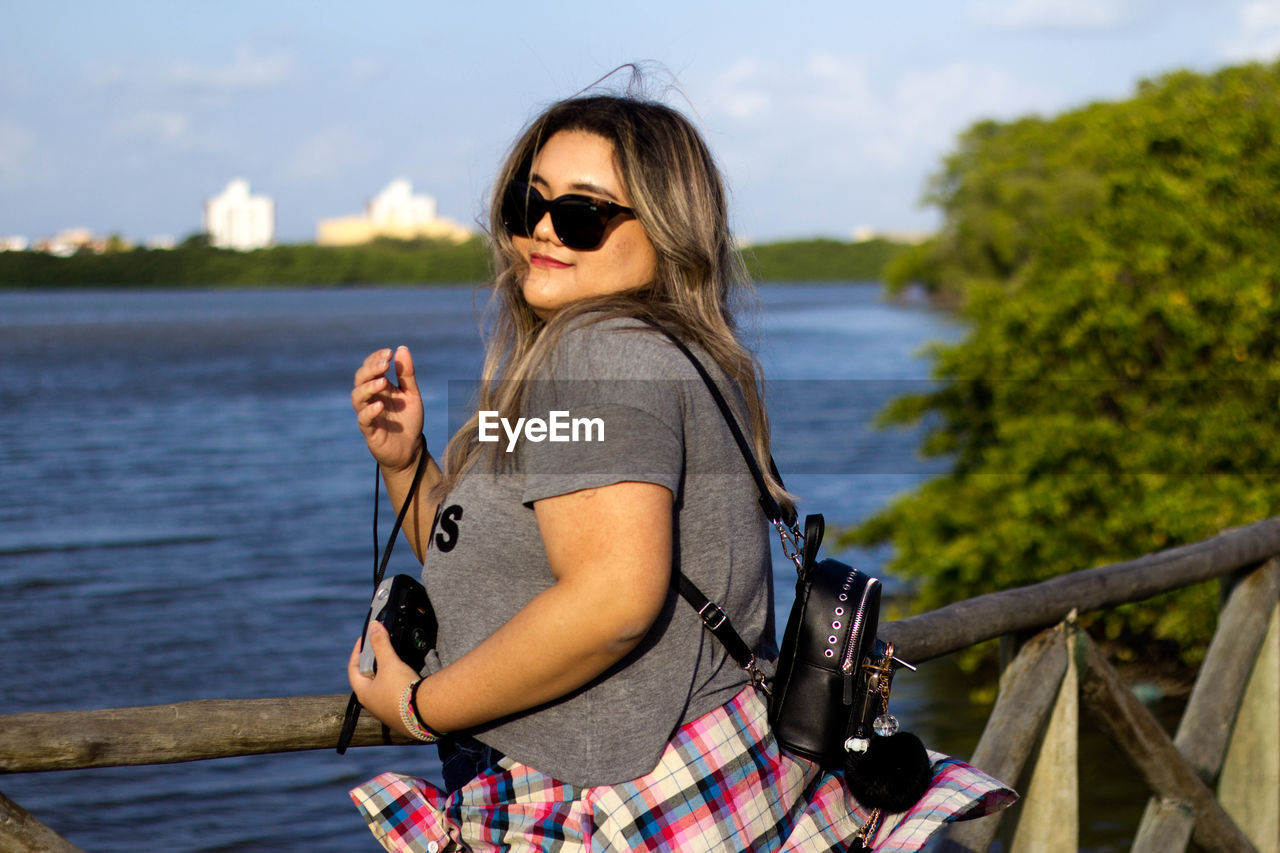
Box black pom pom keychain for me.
[846,729,933,813]
[842,642,933,814]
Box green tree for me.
[847,62,1280,666]
[1,235,910,288]
[742,237,908,282]
[0,237,493,288]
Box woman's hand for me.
[347,621,423,737]
[352,344,442,562]
[352,345,424,473]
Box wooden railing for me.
[3,517,1279,852]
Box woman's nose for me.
[532,210,559,244]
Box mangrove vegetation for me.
[0,235,906,288]
[846,60,1280,668]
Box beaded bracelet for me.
[399,679,441,743]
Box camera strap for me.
[336,436,431,754]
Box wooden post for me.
[1133,559,1280,852]
[0,790,85,853]
[1076,634,1258,853]
[1218,601,1280,853]
[937,625,1067,852]
[1011,620,1079,853]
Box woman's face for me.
[513,130,658,318]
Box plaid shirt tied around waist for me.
[351,687,1015,852]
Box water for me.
[0,284,1136,850]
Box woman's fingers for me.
[392,346,419,397]
[351,346,424,469]
[346,622,419,734]
[352,350,392,406]
[351,375,388,414]
[351,349,404,432]
[354,396,385,428]
[354,349,391,384]
[348,635,368,685]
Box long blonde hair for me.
[437,93,793,516]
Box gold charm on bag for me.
[867,642,898,737]
[851,807,883,851]
[842,640,934,813]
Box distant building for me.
[35,228,98,257]
[204,179,275,251]
[852,225,933,245]
[317,179,472,246]
[27,229,135,255]
[370,178,437,226]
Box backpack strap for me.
[635,318,786,685]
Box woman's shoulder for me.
[547,314,699,381]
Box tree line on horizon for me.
[0,234,907,287]
[845,59,1280,671]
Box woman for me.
[347,92,1011,851]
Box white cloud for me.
[714,59,775,121]
[713,55,880,126]
[168,45,298,91]
[698,53,1061,237]
[114,111,191,144]
[971,0,1149,31]
[795,55,880,125]
[83,59,129,90]
[1222,0,1280,61]
[0,122,38,183]
[895,62,1046,137]
[108,111,230,160]
[347,57,389,86]
[285,128,374,182]
[705,55,1051,174]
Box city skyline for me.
[1,175,469,251]
[3,1,1279,245]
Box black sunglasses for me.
[501,181,635,250]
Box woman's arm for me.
[377,439,443,564]
[347,480,673,735]
[352,345,443,560]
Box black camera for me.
[357,573,436,676]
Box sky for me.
[3,0,1279,245]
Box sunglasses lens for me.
[501,182,542,238]
[502,182,620,250]
[550,199,607,250]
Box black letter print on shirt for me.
[434,504,463,552]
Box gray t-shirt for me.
[421,317,776,786]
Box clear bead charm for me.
[873,714,899,737]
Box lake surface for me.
[0,284,1147,850]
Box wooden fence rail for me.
[882,516,1280,663]
[4,516,1280,851]
[937,552,1280,853]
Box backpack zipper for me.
[841,574,879,706]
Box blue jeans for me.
[438,735,506,794]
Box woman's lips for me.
[530,253,572,270]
